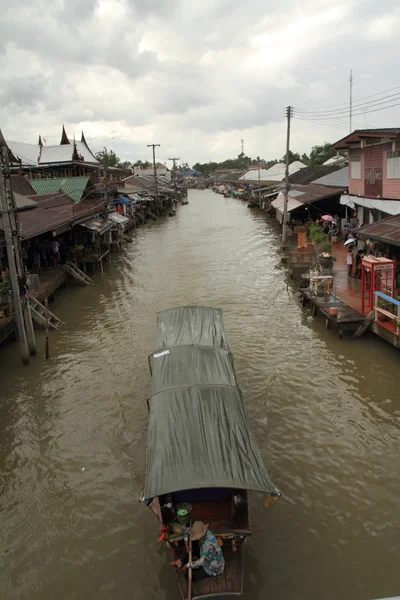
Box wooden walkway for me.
[301,289,365,338]
[0,269,68,348]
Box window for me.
[387,150,400,179]
[350,155,361,179]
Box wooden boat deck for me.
[175,546,243,600]
[301,289,365,337]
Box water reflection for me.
[0,190,399,600]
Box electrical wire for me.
[295,117,349,131]
[294,90,400,116]
[294,93,400,120]
[293,84,400,112]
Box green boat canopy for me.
[144,306,277,499]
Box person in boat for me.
[170,521,225,581]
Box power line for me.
[294,91,400,118]
[295,117,350,131]
[294,83,400,113]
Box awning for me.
[108,212,130,224]
[144,306,277,499]
[339,194,400,216]
[272,192,303,213]
[80,217,113,234]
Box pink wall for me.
[349,149,364,195]
[383,144,400,199]
[349,144,400,199]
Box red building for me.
[333,129,400,225]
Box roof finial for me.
[60,124,70,145]
[81,130,88,146]
[38,135,43,147]
[0,128,6,148]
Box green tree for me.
[95,147,120,167]
[301,152,310,165]
[282,150,301,163]
[134,160,152,169]
[308,143,337,166]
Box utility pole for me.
[241,139,244,155]
[282,105,293,247]
[147,144,160,202]
[4,173,36,357]
[349,69,353,133]
[257,156,261,208]
[0,134,30,363]
[168,157,180,196]
[110,130,118,154]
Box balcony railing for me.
[374,291,400,332]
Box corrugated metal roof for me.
[240,161,306,182]
[340,194,400,216]
[323,155,347,165]
[29,193,74,208]
[289,163,347,185]
[14,198,104,239]
[313,167,349,187]
[10,174,36,196]
[14,193,38,210]
[272,193,303,212]
[356,215,400,246]
[30,176,90,203]
[271,184,345,211]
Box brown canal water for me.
[0,190,399,600]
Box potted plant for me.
[318,240,333,269]
[377,298,393,321]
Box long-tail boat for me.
[142,306,279,599]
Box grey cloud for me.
[60,0,98,21]
[1,0,399,164]
[0,75,50,108]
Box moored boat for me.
[142,306,279,599]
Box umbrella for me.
[321,215,336,222]
[344,237,356,246]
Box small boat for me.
[142,306,279,599]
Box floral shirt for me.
[192,530,225,577]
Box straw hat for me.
[191,521,209,541]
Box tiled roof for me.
[39,141,100,165]
[7,141,40,165]
[39,145,75,164]
[30,176,91,203]
[7,139,100,166]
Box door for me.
[365,167,383,197]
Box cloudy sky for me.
[1,0,399,166]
